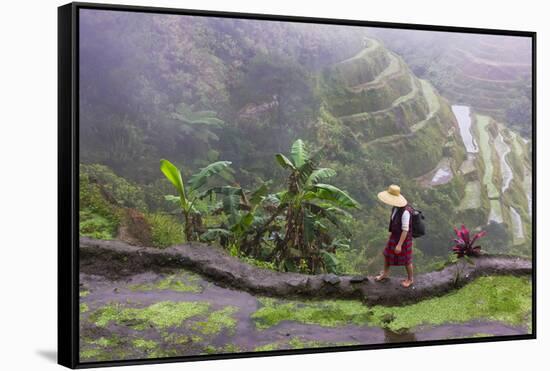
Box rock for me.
[323,274,341,285]
[350,275,368,283]
[286,277,307,288]
[80,237,532,306]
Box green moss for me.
[203,345,217,355]
[91,336,122,347]
[79,290,90,298]
[129,272,202,293]
[203,343,242,354]
[252,297,372,329]
[132,338,158,351]
[162,333,192,345]
[80,335,130,362]
[471,333,493,338]
[192,306,238,335]
[80,303,89,313]
[289,337,358,349]
[254,342,282,352]
[252,276,531,332]
[221,344,242,353]
[374,276,531,331]
[89,301,210,330]
[80,348,103,360]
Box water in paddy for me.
[510,206,525,242]
[79,270,528,362]
[495,132,513,193]
[452,105,478,153]
[431,167,452,185]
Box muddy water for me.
[79,270,528,361]
[452,105,478,153]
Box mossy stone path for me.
[80,266,531,363]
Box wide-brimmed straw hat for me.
[377,184,407,207]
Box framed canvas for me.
[58,2,536,368]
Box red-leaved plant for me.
[452,224,487,257]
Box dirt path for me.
[81,237,531,306]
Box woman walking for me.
[375,184,414,288]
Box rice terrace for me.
[76,8,533,363]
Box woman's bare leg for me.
[375,261,390,281]
[406,264,413,281]
[401,264,414,287]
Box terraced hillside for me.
[455,110,532,255]
[370,30,532,136]
[321,38,464,180]
[318,37,532,261]
[433,37,532,126]
[77,13,533,364]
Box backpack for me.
[410,206,426,238]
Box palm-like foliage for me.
[274,139,360,273]
[171,102,224,144]
[452,224,487,257]
[160,159,233,241]
[199,181,274,255]
[159,139,360,274]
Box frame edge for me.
[58,2,78,369]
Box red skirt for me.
[383,232,413,266]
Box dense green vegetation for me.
[79,10,532,275]
[76,11,533,364]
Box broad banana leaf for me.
[291,139,308,169]
[321,251,340,274]
[307,168,337,185]
[200,228,231,242]
[188,161,233,192]
[160,159,188,209]
[312,183,360,209]
[275,153,296,170]
[249,182,271,206]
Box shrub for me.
[145,213,184,248]
[79,172,121,239]
[80,163,148,210]
[452,224,487,257]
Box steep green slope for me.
[79,11,531,273]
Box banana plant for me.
[199,181,273,255]
[274,139,360,272]
[160,158,233,241]
[171,102,225,145]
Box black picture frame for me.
[58,2,537,368]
